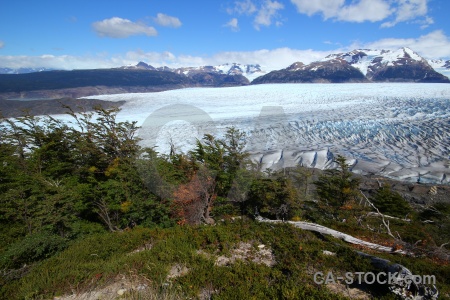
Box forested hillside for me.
[0,106,449,299]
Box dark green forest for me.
[0,106,449,299]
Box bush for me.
[246,175,298,220]
[314,155,360,209]
[0,231,68,269]
[371,185,411,218]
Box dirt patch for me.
[326,282,372,300]
[212,242,276,267]
[166,264,189,280]
[53,275,148,300]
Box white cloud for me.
[337,0,392,22]
[0,41,4,49]
[290,0,431,26]
[353,30,450,59]
[290,0,391,22]
[208,48,328,69]
[122,48,331,70]
[1,31,449,71]
[382,0,431,27]
[124,50,177,65]
[290,0,345,19]
[228,0,284,30]
[417,16,434,29]
[0,48,327,71]
[92,17,157,38]
[224,18,239,31]
[153,13,182,28]
[229,0,257,15]
[254,0,284,30]
[0,54,113,70]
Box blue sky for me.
[0,0,449,70]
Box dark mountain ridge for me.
[252,59,368,84]
[0,69,192,94]
[0,68,249,100]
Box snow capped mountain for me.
[323,47,449,82]
[2,47,448,83]
[253,59,367,84]
[119,61,156,71]
[173,63,265,81]
[254,47,450,84]
[324,48,423,76]
[119,62,264,81]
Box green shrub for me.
[0,231,68,269]
[371,185,411,218]
[2,218,449,300]
[314,155,360,209]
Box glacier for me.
[80,83,450,184]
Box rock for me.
[167,264,189,280]
[117,288,127,296]
[205,217,215,225]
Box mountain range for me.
[119,62,265,81]
[253,48,450,84]
[0,47,448,100]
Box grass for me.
[1,219,449,299]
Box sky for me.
[0,0,449,70]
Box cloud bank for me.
[1,31,449,71]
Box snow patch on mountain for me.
[325,48,422,75]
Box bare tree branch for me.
[360,190,398,240]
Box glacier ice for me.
[80,83,450,184]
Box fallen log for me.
[256,216,411,255]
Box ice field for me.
[83,83,450,184]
